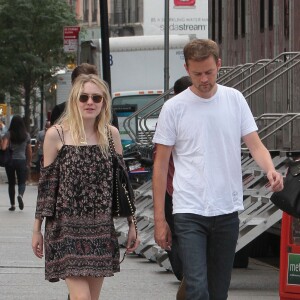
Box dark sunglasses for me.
[79,94,104,103]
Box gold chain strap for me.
[106,126,138,264]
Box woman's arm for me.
[26,143,32,167]
[32,218,44,259]
[110,125,123,155]
[42,126,62,167]
[1,136,8,150]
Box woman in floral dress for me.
[32,74,139,299]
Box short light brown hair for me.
[184,39,219,65]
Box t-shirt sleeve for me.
[152,102,176,146]
[239,93,258,137]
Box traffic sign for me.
[63,26,80,53]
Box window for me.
[83,0,89,23]
[66,0,75,12]
[241,0,246,37]
[92,0,98,22]
[212,0,216,41]
[268,0,273,30]
[234,0,238,39]
[218,0,222,43]
[284,0,289,38]
[260,0,264,33]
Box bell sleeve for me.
[35,161,59,220]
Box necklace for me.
[80,132,96,145]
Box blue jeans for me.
[5,159,27,206]
[174,212,239,300]
[164,192,183,281]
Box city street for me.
[0,176,280,299]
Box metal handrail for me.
[242,59,300,99]
[232,52,300,95]
[217,63,254,85]
[241,113,300,150]
[123,88,173,143]
[122,52,300,148]
[220,60,272,87]
[217,64,247,84]
[138,104,164,144]
[231,52,299,89]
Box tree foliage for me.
[0,0,78,130]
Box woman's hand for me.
[32,231,44,259]
[126,222,140,253]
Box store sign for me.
[143,0,208,38]
[63,26,80,53]
[288,253,300,285]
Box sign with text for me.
[143,0,208,38]
[63,26,80,53]
[288,253,300,285]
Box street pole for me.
[99,0,112,94]
[164,0,170,95]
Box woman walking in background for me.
[1,115,32,211]
[32,74,139,299]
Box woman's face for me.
[78,82,104,120]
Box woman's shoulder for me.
[108,124,120,138]
[46,125,64,144]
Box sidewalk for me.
[0,181,280,300]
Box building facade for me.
[209,0,300,65]
[66,0,143,39]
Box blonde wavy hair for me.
[57,74,112,153]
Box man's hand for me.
[154,219,172,251]
[267,170,284,192]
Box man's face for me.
[185,56,221,99]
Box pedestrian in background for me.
[152,39,284,300]
[33,120,51,172]
[1,115,32,211]
[50,63,119,129]
[0,120,7,137]
[32,74,139,299]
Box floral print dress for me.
[35,143,120,282]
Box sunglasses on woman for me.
[79,94,104,103]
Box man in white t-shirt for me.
[152,39,283,300]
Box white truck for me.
[80,34,194,93]
[54,71,72,105]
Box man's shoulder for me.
[218,84,242,96]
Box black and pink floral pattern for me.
[35,145,120,282]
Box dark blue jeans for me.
[5,159,27,206]
[164,192,183,281]
[174,212,239,300]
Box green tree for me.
[0,0,78,130]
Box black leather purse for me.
[0,140,12,167]
[107,128,136,218]
[270,160,300,218]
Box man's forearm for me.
[152,165,168,222]
[251,145,276,174]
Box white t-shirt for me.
[153,84,258,216]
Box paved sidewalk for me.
[0,182,280,300]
